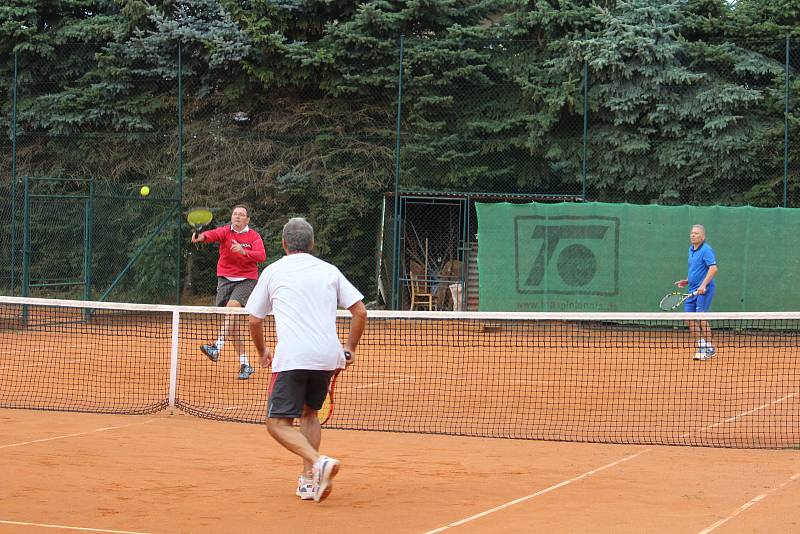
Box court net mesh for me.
[1,296,798,449]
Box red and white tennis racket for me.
[318,351,352,425]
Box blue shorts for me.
[684,286,715,312]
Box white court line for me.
[0,519,151,533]
[421,449,650,534]
[707,392,798,428]
[1,360,79,370]
[2,360,93,367]
[681,392,798,438]
[422,392,797,533]
[351,378,413,390]
[357,371,417,379]
[696,473,800,534]
[0,419,155,449]
[402,376,733,390]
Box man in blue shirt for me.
[674,224,718,361]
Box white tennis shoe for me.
[296,475,316,501]
[693,347,716,361]
[312,455,340,503]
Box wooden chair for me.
[409,269,434,311]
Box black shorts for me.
[215,278,256,307]
[268,370,335,419]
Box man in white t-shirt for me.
[246,217,367,503]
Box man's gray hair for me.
[282,217,314,253]
[692,224,706,236]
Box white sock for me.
[216,338,225,349]
[239,354,249,366]
[698,338,708,348]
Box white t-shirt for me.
[246,253,364,372]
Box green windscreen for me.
[476,201,800,312]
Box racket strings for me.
[660,293,686,310]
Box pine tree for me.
[572,0,784,204]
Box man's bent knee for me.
[267,417,292,436]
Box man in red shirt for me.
[191,204,267,379]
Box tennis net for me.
[1,296,798,448]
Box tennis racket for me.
[659,291,697,311]
[318,351,352,425]
[187,208,213,236]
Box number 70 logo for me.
[514,216,619,296]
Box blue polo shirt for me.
[687,242,716,291]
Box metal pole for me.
[22,175,30,299]
[784,35,790,208]
[391,35,405,310]
[84,177,94,302]
[21,175,29,326]
[462,196,470,311]
[84,177,94,321]
[582,58,589,201]
[176,42,184,303]
[11,51,18,295]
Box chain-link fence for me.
[2,43,180,303]
[395,37,799,205]
[386,36,800,309]
[583,38,799,207]
[2,37,799,308]
[398,38,586,197]
[180,61,397,303]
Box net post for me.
[168,309,180,408]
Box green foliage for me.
[120,220,180,303]
[564,0,785,203]
[2,0,799,303]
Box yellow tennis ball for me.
[140,186,150,197]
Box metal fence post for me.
[22,175,30,300]
[582,58,589,201]
[11,51,18,295]
[784,35,790,208]
[84,176,94,303]
[176,42,184,304]
[392,35,405,310]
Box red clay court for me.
[1,299,799,532]
[2,410,799,533]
